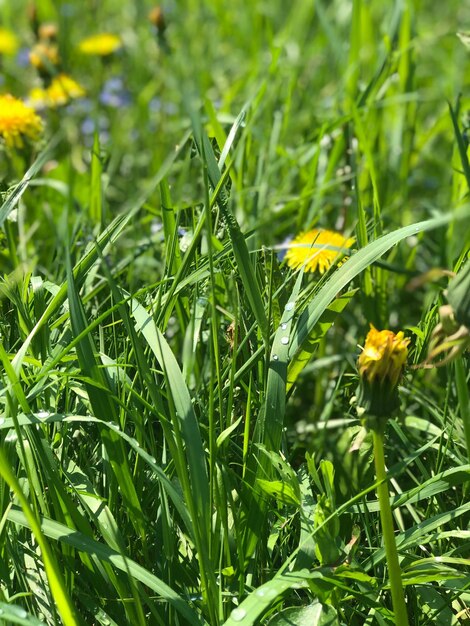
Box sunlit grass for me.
[0,1,469,625]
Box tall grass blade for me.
[0,451,79,626]
[188,105,268,338]
[7,506,208,626]
[0,133,61,228]
[65,252,146,541]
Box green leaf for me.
[0,603,47,626]
[223,570,344,626]
[287,289,357,393]
[256,479,301,507]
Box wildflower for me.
[99,77,130,108]
[357,325,410,427]
[0,94,43,149]
[284,228,354,274]
[0,28,18,55]
[78,33,122,56]
[47,74,85,106]
[28,74,85,109]
[27,87,48,110]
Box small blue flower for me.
[99,76,131,108]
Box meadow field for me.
[0,1,470,624]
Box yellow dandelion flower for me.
[27,87,49,110]
[0,94,43,149]
[358,326,410,389]
[0,28,19,55]
[78,33,122,56]
[46,74,85,106]
[357,325,410,425]
[285,228,354,274]
[28,74,85,109]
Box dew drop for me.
[16,609,27,619]
[280,337,289,345]
[230,607,247,622]
[36,411,50,419]
[272,355,279,361]
[0,418,5,426]
[255,588,266,597]
[280,323,287,330]
[284,302,295,311]
[264,588,278,600]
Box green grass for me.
[0,0,470,624]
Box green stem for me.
[372,429,410,626]
[455,357,470,463]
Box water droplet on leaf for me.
[230,607,247,622]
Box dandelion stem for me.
[372,429,410,626]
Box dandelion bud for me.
[149,6,166,33]
[357,326,410,429]
[29,41,60,73]
[38,23,58,41]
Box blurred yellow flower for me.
[28,74,85,109]
[38,23,58,41]
[0,28,18,55]
[78,33,122,56]
[47,74,85,105]
[29,41,60,71]
[285,228,354,274]
[358,326,410,389]
[0,94,43,149]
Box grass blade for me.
[7,506,208,626]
